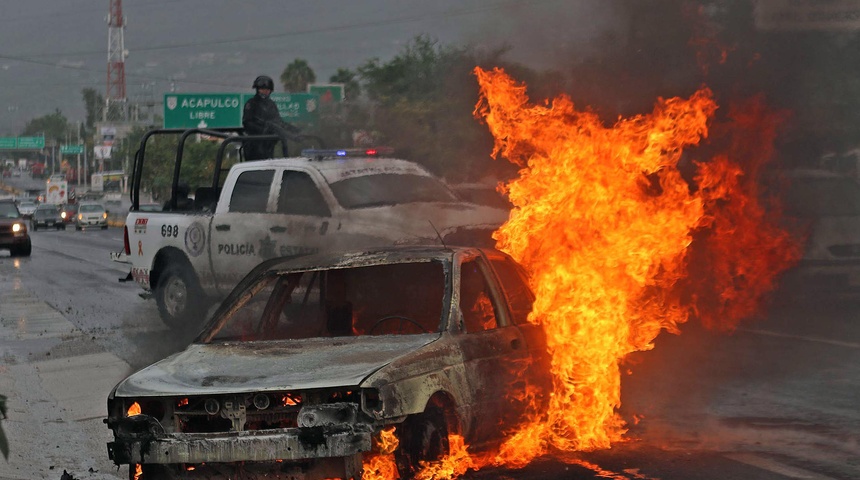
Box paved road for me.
[0,227,858,479]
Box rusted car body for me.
[106,246,551,479]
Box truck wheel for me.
[155,263,206,329]
[396,407,450,478]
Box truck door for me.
[209,168,278,294]
[269,169,333,257]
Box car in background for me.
[16,200,36,219]
[31,204,65,231]
[11,169,20,177]
[1,170,9,178]
[771,169,860,294]
[138,202,162,212]
[105,245,551,479]
[60,203,78,224]
[75,202,108,230]
[0,200,31,256]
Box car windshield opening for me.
[205,260,446,342]
[80,205,104,213]
[329,174,458,209]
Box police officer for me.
[242,75,300,160]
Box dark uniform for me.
[242,75,300,160]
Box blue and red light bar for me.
[302,147,394,159]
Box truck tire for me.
[154,263,207,329]
[396,407,450,478]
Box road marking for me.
[725,453,837,479]
[738,328,860,349]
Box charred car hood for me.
[113,334,440,398]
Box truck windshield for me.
[329,174,458,209]
[204,261,446,343]
[0,203,18,218]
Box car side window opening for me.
[460,259,501,333]
[229,169,274,213]
[277,170,331,217]
[489,258,535,325]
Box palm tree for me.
[280,59,317,93]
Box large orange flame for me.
[469,66,801,465]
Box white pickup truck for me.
[115,132,508,328]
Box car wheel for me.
[75,224,82,231]
[155,263,207,329]
[396,407,450,477]
[101,224,108,230]
[11,240,31,257]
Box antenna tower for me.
[105,0,127,121]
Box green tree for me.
[81,88,103,131]
[329,68,361,100]
[356,35,535,182]
[280,59,316,93]
[113,125,239,202]
[21,109,69,141]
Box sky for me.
[0,0,620,134]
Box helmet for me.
[252,75,275,90]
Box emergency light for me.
[302,147,394,159]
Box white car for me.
[772,169,860,294]
[75,202,108,230]
[16,200,36,218]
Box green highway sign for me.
[15,136,45,149]
[163,92,320,129]
[163,93,243,129]
[60,144,84,155]
[0,137,16,149]
[243,92,320,127]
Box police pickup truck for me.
[114,128,509,328]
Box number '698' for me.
[161,225,179,237]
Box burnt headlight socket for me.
[253,393,271,410]
[362,388,383,414]
[204,398,220,415]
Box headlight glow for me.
[12,223,21,232]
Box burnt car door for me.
[455,254,536,445]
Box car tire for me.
[155,263,207,329]
[11,240,31,257]
[396,407,450,478]
[75,225,82,231]
[101,225,108,230]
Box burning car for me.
[106,245,551,479]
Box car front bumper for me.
[78,217,107,226]
[108,425,372,465]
